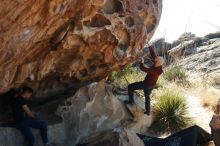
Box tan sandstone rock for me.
[79,128,145,146]
[0,81,151,146]
[210,115,220,146]
[0,0,162,96]
[56,81,151,145]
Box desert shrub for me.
[112,64,167,89]
[198,75,220,111]
[111,65,145,87]
[155,76,166,89]
[199,86,220,112]
[163,66,188,83]
[152,90,192,132]
[210,76,220,89]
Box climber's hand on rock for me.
[141,58,144,64]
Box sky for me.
[152,0,220,43]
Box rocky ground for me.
[185,94,213,133]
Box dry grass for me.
[188,79,220,112]
[183,71,220,112]
[209,74,220,89]
[163,66,188,83]
[200,87,220,111]
[195,73,220,111]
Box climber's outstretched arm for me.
[148,46,157,59]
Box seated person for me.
[12,86,51,146]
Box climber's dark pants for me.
[128,81,153,114]
[16,117,48,146]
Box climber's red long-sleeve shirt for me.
[140,46,163,87]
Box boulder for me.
[56,81,152,145]
[210,115,220,146]
[77,128,145,146]
[0,81,151,146]
[77,125,211,146]
[205,32,220,39]
[210,99,220,146]
[0,123,65,146]
[138,125,211,146]
[168,37,208,60]
[171,32,196,48]
[149,38,172,56]
[175,38,220,73]
[0,0,162,97]
[214,98,220,114]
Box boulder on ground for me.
[0,81,151,146]
[77,128,145,146]
[210,115,220,146]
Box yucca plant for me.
[152,90,192,132]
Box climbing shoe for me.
[144,111,150,115]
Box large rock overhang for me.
[0,0,162,97]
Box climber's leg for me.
[126,81,145,104]
[143,88,152,115]
[16,119,35,146]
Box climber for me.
[11,86,51,146]
[124,45,165,115]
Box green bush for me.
[111,65,145,87]
[155,76,166,88]
[164,66,187,83]
[152,90,192,132]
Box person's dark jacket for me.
[11,95,27,122]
